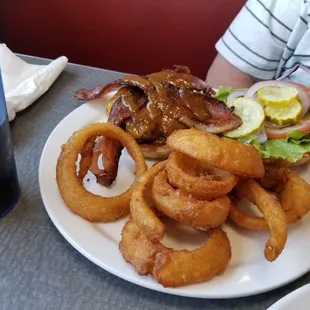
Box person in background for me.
[206,0,310,89]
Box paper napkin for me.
[0,44,68,121]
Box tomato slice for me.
[265,116,310,139]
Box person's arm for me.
[206,0,300,88]
[206,53,259,88]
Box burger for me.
[75,67,310,186]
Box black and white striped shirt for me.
[216,0,310,84]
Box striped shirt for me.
[216,0,310,85]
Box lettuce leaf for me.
[260,139,310,162]
[213,87,232,101]
[238,131,310,163]
[287,130,305,140]
[287,130,310,145]
[239,135,261,149]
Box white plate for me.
[39,94,310,299]
[267,284,310,310]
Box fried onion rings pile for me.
[56,124,310,288]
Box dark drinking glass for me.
[0,72,20,218]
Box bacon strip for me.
[74,75,151,101]
[89,91,149,186]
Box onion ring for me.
[229,201,268,231]
[151,170,230,231]
[119,220,231,287]
[56,123,147,222]
[130,161,167,242]
[235,179,287,262]
[229,168,310,232]
[166,151,238,200]
[167,128,265,178]
[119,220,169,276]
[279,169,310,221]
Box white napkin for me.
[0,44,68,121]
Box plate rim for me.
[267,283,310,309]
